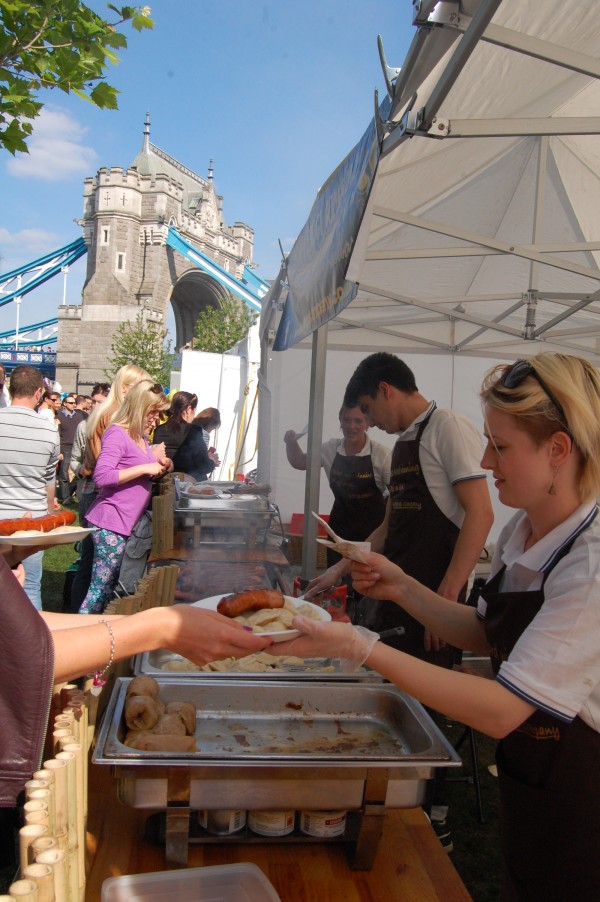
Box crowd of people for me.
[1,349,599,900]
[0,366,222,613]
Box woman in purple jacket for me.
[79,381,170,614]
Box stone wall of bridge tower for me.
[56,124,255,392]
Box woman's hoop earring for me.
[548,467,559,496]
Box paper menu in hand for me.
[311,511,371,564]
[315,537,371,563]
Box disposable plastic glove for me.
[282,615,380,673]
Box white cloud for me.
[0,227,58,251]
[6,108,98,182]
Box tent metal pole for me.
[418,0,503,130]
[301,323,328,579]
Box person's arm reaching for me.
[351,552,490,654]
[41,606,272,683]
[283,430,307,470]
[437,478,493,602]
[425,477,493,651]
[272,616,531,739]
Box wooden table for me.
[85,765,472,901]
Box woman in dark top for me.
[153,391,197,460]
[172,413,217,482]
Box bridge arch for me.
[169,269,230,348]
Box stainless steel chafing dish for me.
[93,677,460,867]
[174,491,283,547]
[133,648,382,681]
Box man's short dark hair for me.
[8,365,44,399]
[75,395,88,406]
[344,353,418,407]
[92,382,110,397]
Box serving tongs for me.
[311,511,371,564]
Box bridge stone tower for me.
[56,115,255,391]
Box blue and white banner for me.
[273,96,391,351]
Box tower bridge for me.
[56,115,263,391]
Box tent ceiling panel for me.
[331,1,600,362]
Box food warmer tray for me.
[132,648,383,681]
[93,677,461,867]
[175,493,274,515]
[93,677,460,807]
[174,494,283,547]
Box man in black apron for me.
[315,353,493,665]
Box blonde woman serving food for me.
[79,381,170,615]
[275,353,600,901]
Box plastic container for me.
[300,810,347,838]
[197,808,246,835]
[248,809,295,836]
[101,862,281,901]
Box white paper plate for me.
[192,594,331,643]
[0,525,95,547]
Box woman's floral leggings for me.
[78,528,127,614]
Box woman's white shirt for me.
[477,501,600,731]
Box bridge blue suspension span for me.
[0,317,59,341]
[166,227,265,310]
[0,237,87,308]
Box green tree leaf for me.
[105,312,175,388]
[0,0,154,153]
[193,296,258,354]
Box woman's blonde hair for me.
[481,352,600,501]
[84,365,151,467]
[110,380,169,442]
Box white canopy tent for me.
[259,0,600,574]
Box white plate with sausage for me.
[0,525,95,547]
[193,591,331,643]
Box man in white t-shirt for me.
[0,366,59,609]
[309,352,494,665]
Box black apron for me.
[481,509,600,901]
[354,407,461,666]
[326,448,386,568]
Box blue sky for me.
[0,0,413,341]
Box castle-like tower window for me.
[116,252,126,272]
[101,227,110,245]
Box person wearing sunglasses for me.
[37,390,62,426]
[56,393,85,505]
[78,380,170,615]
[277,352,600,900]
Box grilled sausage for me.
[217,589,285,618]
[0,509,77,536]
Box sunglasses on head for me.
[500,360,572,437]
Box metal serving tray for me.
[133,649,382,681]
[93,677,460,810]
[175,494,273,515]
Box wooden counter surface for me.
[85,765,472,901]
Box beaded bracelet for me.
[91,619,116,696]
